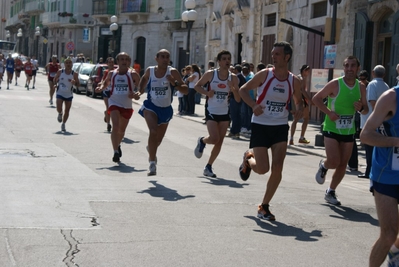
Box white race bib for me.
[391,147,399,171]
[335,115,353,129]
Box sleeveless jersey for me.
[323,77,360,135]
[6,58,14,70]
[48,63,60,80]
[56,69,75,98]
[0,59,4,73]
[15,60,23,71]
[24,62,33,75]
[206,69,231,115]
[371,86,399,185]
[252,68,294,126]
[102,69,112,92]
[146,66,174,108]
[108,70,135,109]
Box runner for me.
[238,41,303,221]
[96,52,140,163]
[98,57,115,133]
[23,57,34,90]
[52,57,79,132]
[193,50,240,177]
[0,53,4,89]
[45,55,61,105]
[5,54,14,90]
[138,49,188,175]
[31,55,39,89]
[14,57,23,86]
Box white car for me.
[74,63,95,94]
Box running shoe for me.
[298,138,310,144]
[194,137,206,158]
[239,150,254,181]
[148,162,157,176]
[57,113,62,123]
[32,86,35,89]
[146,146,157,163]
[61,123,66,132]
[49,99,53,105]
[388,250,399,267]
[315,159,328,184]
[324,190,341,205]
[112,152,120,163]
[203,166,217,178]
[118,145,122,158]
[107,124,112,132]
[257,204,276,221]
[15,82,17,86]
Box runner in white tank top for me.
[97,52,140,163]
[53,57,80,132]
[193,50,240,178]
[238,42,303,221]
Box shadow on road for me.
[323,204,379,226]
[97,162,145,173]
[200,176,249,188]
[137,180,195,201]
[245,216,322,242]
[54,131,79,136]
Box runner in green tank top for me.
[312,56,368,206]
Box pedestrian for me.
[358,65,389,179]
[186,64,201,115]
[52,57,79,132]
[177,67,186,115]
[31,55,38,89]
[360,86,399,267]
[98,57,116,133]
[14,57,23,86]
[238,41,304,221]
[45,55,61,105]
[240,62,254,135]
[0,53,4,89]
[289,65,312,145]
[312,56,368,205]
[5,53,14,90]
[193,50,240,177]
[138,49,188,175]
[96,52,141,163]
[23,57,34,90]
[133,59,141,74]
[226,64,246,138]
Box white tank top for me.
[206,69,231,115]
[0,59,4,72]
[146,66,174,108]
[56,69,74,98]
[251,68,294,126]
[108,70,135,109]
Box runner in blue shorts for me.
[138,49,188,176]
[5,54,14,90]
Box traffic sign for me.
[310,68,344,92]
[66,41,75,51]
[42,38,48,44]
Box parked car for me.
[75,63,95,94]
[86,64,117,98]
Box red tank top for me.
[48,63,60,79]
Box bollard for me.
[315,133,324,147]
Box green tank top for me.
[323,77,361,135]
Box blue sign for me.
[83,28,90,43]
[324,45,337,69]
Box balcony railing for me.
[41,12,61,26]
[25,1,45,14]
[93,0,116,16]
[121,0,148,13]
[59,15,95,27]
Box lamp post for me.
[17,28,23,55]
[6,30,10,41]
[109,15,118,59]
[35,26,41,60]
[181,0,197,66]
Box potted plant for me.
[1,18,6,22]
[83,13,89,18]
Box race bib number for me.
[114,84,128,94]
[50,72,56,77]
[266,100,285,116]
[153,87,168,98]
[215,91,228,102]
[392,147,399,171]
[336,115,353,129]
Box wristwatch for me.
[174,80,180,87]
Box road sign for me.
[42,38,48,44]
[66,41,75,51]
[310,68,344,92]
[324,45,337,68]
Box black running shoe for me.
[118,145,122,158]
[257,204,275,221]
[112,152,120,163]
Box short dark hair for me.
[257,63,266,70]
[273,41,293,62]
[217,50,231,61]
[208,60,215,68]
[234,64,242,72]
[359,70,369,79]
[344,56,360,67]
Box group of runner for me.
[0,53,38,90]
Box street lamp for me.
[35,26,41,61]
[181,0,197,66]
[109,15,118,59]
[5,30,10,41]
[17,28,23,55]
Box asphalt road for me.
[0,73,379,266]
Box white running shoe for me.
[324,190,341,205]
[203,166,216,178]
[315,159,328,184]
[49,99,53,105]
[148,162,157,176]
[57,113,62,123]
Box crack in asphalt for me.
[61,229,80,267]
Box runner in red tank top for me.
[23,57,34,90]
[45,55,60,105]
[14,57,23,86]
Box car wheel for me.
[75,87,81,94]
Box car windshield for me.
[80,65,94,75]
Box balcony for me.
[121,0,149,21]
[59,15,95,28]
[92,0,116,23]
[41,12,61,27]
[25,1,45,15]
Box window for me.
[264,13,276,27]
[312,1,327,19]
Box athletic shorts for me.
[372,180,399,202]
[6,68,14,74]
[323,131,354,143]
[32,70,37,76]
[102,90,111,98]
[139,99,173,125]
[205,109,230,122]
[250,123,289,148]
[108,105,133,120]
[56,95,73,101]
